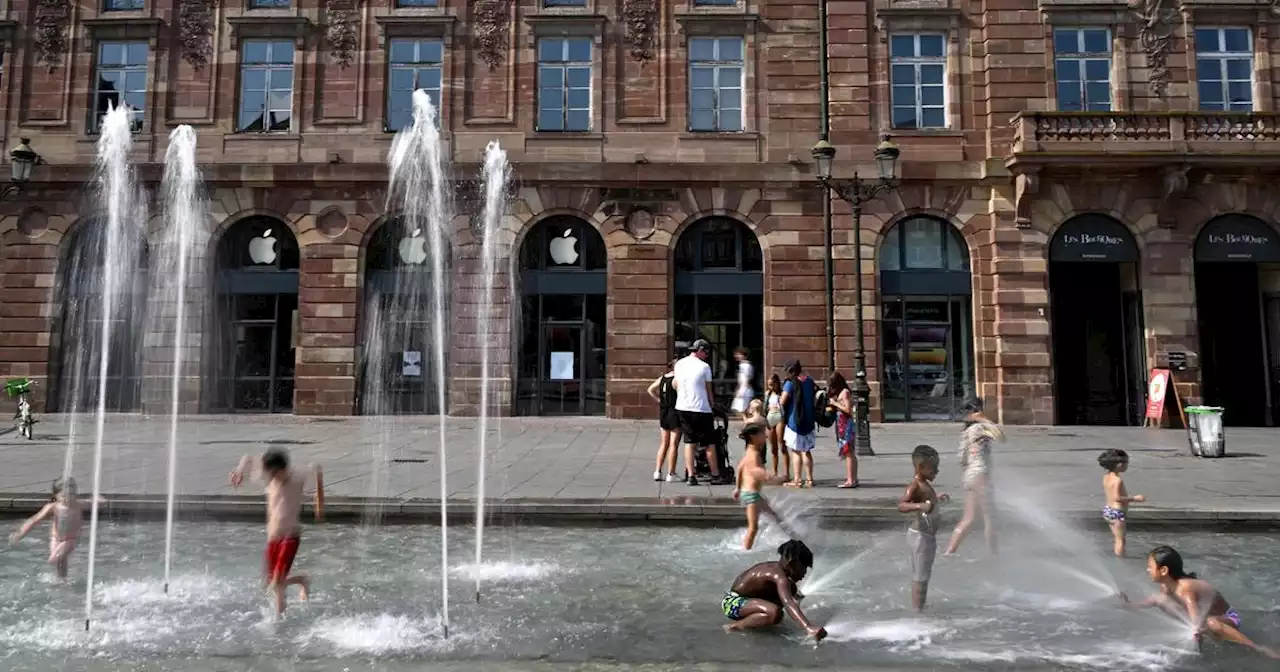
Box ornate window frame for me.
[1039,3,1131,111]
[873,0,964,135]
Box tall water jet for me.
[157,125,207,593]
[473,141,510,602]
[84,104,145,631]
[387,89,452,636]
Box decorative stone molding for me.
[84,17,164,42]
[178,0,214,69]
[34,0,71,70]
[624,207,657,240]
[1127,0,1176,98]
[17,208,50,238]
[874,6,963,43]
[226,15,312,47]
[623,0,659,63]
[1157,164,1190,228]
[1014,171,1040,229]
[316,207,349,238]
[325,0,359,69]
[473,0,512,70]
[375,15,455,47]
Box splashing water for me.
[387,89,453,635]
[473,141,510,601]
[157,125,207,593]
[452,560,557,583]
[84,103,146,631]
[801,535,900,598]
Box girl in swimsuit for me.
[732,424,790,550]
[764,374,788,481]
[8,478,89,580]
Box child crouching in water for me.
[1121,546,1279,659]
[8,477,93,580]
[897,445,949,611]
[732,423,792,550]
[1098,449,1146,557]
[230,449,324,617]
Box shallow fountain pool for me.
[0,520,1276,672]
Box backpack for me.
[813,388,837,428]
[658,375,677,413]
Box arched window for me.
[50,218,149,412]
[674,217,764,396]
[208,216,299,413]
[877,216,973,421]
[516,216,607,415]
[359,217,451,415]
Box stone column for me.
[605,232,669,419]
[295,237,358,415]
[1139,230,1199,404]
[449,215,515,416]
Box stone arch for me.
[872,208,977,268]
[506,207,604,275]
[208,208,298,258]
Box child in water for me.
[8,477,93,580]
[897,445,949,611]
[732,423,790,550]
[1121,546,1279,659]
[230,449,325,617]
[722,539,826,641]
[1098,449,1146,557]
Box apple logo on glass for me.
[248,228,278,265]
[548,229,579,265]
[398,228,428,265]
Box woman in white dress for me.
[730,347,755,419]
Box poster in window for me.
[402,351,422,377]
[550,351,575,380]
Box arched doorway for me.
[359,217,450,414]
[1049,215,1145,425]
[208,216,299,413]
[673,217,764,399]
[516,216,607,415]
[50,218,149,412]
[1194,214,1280,426]
[878,216,974,421]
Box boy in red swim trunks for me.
[230,448,324,617]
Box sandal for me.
[836,481,860,489]
[784,481,803,488]
[801,480,813,488]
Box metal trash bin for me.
[1185,406,1225,458]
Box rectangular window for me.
[386,38,444,131]
[238,40,294,133]
[544,0,587,6]
[1053,28,1112,112]
[537,37,592,132]
[395,0,438,6]
[104,0,145,10]
[688,37,744,132]
[694,0,738,5]
[93,42,148,133]
[889,33,947,129]
[1196,27,1253,112]
[250,0,290,8]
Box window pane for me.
[268,110,290,131]
[271,42,294,64]
[690,89,715,110]
[1226,59,1251,80]
[718,110,743,132]
[540,67,563,87]
[890,64,916,86]
[1194,29,1220,51]
[1057,81,1081,111]
[1227,81,1252,105]
[566,67,590,88]
[538,109,563,131]
[124,72,146,92]
[1056,59,1080,80]
[690,67,714,88]
[689,38,715,62]
[719,38,743,61]
[418,68,442,90]
[565,39,591,62]
[99,43,124,66]
[126,43,149,65]
[890,35,916,59]
[1223,28,1250,52]
[690,109,715,131]
[892,106,917,129]
[918,35,945,58]
[880,226,901,271]
[1052,29,1078,54]
[920,85,944,106]
[566,109,590,131]
[243,41,268,63]
[717,67,740,87]
[719,88,742,110]
[1085,82,1110,106]
[903,219,943,269]
[566,88,589,109]
[891,85,916,107]
[420,41,443,63]
[1083,59,1109,80]
[921,107,946,129]
[919,64,944,85]
[1199,80,1224,104]
[539,39,563,62]
[389,40,415,63]
[1082,29,1109,53]
[243,68,267,91]
[538,88,563,111]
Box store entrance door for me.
[880,297,975,421]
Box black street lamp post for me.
[812,134,900,456]
[2,138,40,200]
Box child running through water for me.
[230,449,325,617]
[1121,546,1279,659]
[897,445,949,611]
[732,423,792,550]
[8,477,92,580]
[1098,449,1146,557]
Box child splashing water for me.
[8,478,93,580]
[732,423,792,550]
[1098,449,1146,557]
[1121,546,1279,659]
[722,539,826,641]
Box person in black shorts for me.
[674,339,726,485]
[647,358,682,482]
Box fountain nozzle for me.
[84,618,90,632]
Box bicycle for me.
[5,378,36,440]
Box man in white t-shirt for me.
[673,339,724,485]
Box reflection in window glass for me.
[386,39,443,131]
[688,37,744,132]
[537,38,592,131]
[674,218,762,271]
[238,41,294,133]
[93,42,148,132]
[879,217,967,271]
[889,33,947,129]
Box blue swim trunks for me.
[1102,505,1125,522]
[722,591,747,620]
[1224,608,1241,628]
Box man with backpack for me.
[780,360,818,488]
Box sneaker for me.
[653,470,662,482]
[666,472,676,482]
[687,476,700,486]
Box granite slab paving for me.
[0,414,1277,526]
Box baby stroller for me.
[692,403,735,483]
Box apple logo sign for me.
[548,228,579,265]
[397,228,428,265]
[248,228,278,265]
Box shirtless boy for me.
[732,423,790,550]
[897,445,950,611]
[230,449,324,617]
[722,539,826,641]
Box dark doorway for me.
[516,216,607,416]
[1193,214,1280,427]
[1049,214,1144,425]
[208,217,300,413]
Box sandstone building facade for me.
[3,0,1280,426]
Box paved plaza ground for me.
[0,414,1276,526]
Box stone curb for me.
[0,494,1277,529]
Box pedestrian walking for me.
[730,347,755,420]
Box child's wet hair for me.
[262,449,290,472]
[51,477,76,500]
[739,422,767,444]
[1097,449,1129,471]
[1149,545,1197,579]
[911,445,939,467]
[778,539,814,568]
